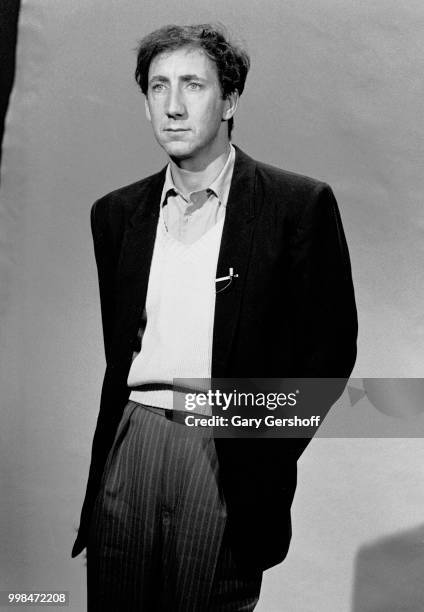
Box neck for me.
[169,143,231,195]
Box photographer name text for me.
[184,415,321,428]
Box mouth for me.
[164,128,190,132]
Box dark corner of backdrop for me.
[0,0,21,172]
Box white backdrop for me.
[1,1,424,610]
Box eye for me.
[151,82,166,92]
[187,82,202,90]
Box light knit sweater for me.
[127,208,225,410]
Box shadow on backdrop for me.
[352,523,424,611]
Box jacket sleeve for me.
[71,199,122,558]
[289,182,357,376]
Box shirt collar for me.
[161,144,235,207]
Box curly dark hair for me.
[135,24,250,138]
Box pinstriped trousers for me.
[86,401,262,611]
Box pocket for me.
[99,400,139,489]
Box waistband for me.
[132,401,207,425]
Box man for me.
[72,24,357,611]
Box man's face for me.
[145,46,235,166]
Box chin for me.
[162,141,194,160]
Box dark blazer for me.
[72,146,357,571]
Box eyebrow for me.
[149,74,206,84]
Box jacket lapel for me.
[212,146,257,377]
[115,168,165,342]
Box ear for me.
[144,96,151,122]
[222,90,239,121]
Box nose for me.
[166,87,186,118]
